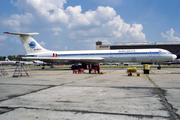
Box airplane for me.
[32,60,51,66]
[160,59,180,65]
[4,32,177,72]
[33,60,44,66]
[0,56,34,66]
[171,59,180,64]
[0,56,17,65]
[19,61,34,65]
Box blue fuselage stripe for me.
[57,52,166,57]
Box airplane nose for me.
[172,54,177,60]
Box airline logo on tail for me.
[29,41,36,48]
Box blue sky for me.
[0,0,180,56]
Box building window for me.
[100,46,109,48]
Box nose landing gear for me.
[157,64,161,70]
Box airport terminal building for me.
[96,41,180,58]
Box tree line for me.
[0,55,30,61]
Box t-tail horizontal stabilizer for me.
[4,32,39,36]
[4,32,48,54]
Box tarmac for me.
[0,66,180,120]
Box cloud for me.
[68,15,146,42]
[52,27,62,35]
[0,35,7,42]
[14,0,68,23]
[64,46,68,51]
[52,27,62,31]
[39,41,45,46]
[11,0,14,4]
[77,37,110,44]
[161,28,180,41]
[66,6,116,30]
[2,0,146,44]
[0,35,6,48]
[103,16,145,40]
[2,13,34,31]
[65,6,146,42]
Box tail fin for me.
[5,57,10,61]
[4,32,49,54]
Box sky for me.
[0,0,180,56]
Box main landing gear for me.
[71,63,101,74]
[88,64,100,74]
[71,63,87,70]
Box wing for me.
[22,57,104,63]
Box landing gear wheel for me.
[71,65,78,70]
[130,73,132,76]
[128,73,132,76]
[82,64,87,69]
[97,69,100,74]
[157,65,161,70]
[71,65,75,70]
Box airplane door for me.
[149,52,152,62]
[149,52,156,63]
[109,52,113,62]
[149,52,152,57]
[53,53,57,57]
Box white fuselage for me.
[4,32,177,65]
[25,48,176,64]
[0,61,16,65]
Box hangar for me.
[96,41,180,58]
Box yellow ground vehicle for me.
[143,64,150,74]
[127,67,140,76]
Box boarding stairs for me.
[12,63,29,77]
[0,69,8,76]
